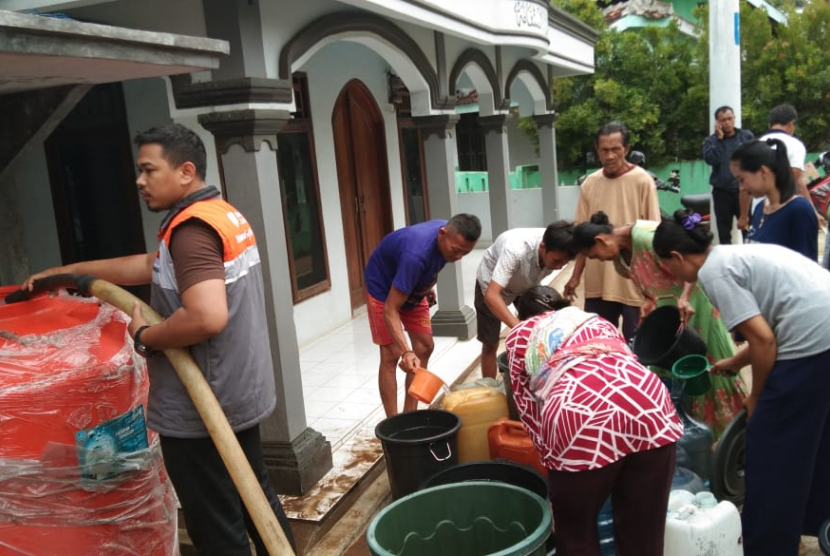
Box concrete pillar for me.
[202,0,266,79]
[199,109,332,495]
[709,0,743,244]
[533,113,561,223]
[413,114,476,340]
[0,175,28,285]
[709,0,742,129]
[480,114,513,238]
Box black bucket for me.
[631,305,707,368]
[497,352,521,421]
[422,460,548,497]
[422,461,555,556]
[375,409,461,500]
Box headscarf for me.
[524,307,631,403]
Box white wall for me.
[456,185,581,242]
[15,150,60,274]
[507,116,538,169]
[122,77,173,249]
[260,0,344,79]
[292,41,405,346]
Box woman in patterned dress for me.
[571,211,747,437]
[507,286,682,556]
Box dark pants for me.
[548,443,676,556]
[584,298,639,342]
[712,188,741,245]
[160,425,296,556]
[742,349,830,556]
[475,282,511,346]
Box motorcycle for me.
[808,151,830,220]
[629,150,681,194]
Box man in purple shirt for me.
[365,214,481,416]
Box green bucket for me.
[367,481,551,556]
[671,354,712,396]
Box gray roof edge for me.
[0,9,229,55]
[548,4,600,44]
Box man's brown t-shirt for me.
[169,220,225,293]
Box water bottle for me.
[598,497,615,556]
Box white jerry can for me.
[664,491,743,556]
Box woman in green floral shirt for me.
[572,211,747,437]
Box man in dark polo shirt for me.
[703,106,754,244]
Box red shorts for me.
[367,293,432,346]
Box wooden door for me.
[332,80,393,310]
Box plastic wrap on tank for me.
[0,291,178,556]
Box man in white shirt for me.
[475,223,574,378]
[756,104,824,225]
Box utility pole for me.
[709,0,742,130]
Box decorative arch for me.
[279,12,441,112]
[448,48,502,113]
[504,59,552,114]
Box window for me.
[277,73,330,301]
[456,112,487,171]
[398,124,429,224]
[392,78,429,224]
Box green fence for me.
[556,160,712,215]
[455,165,540,194]
[458,153,827,216]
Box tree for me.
[549,0,830,171]
[552,20,707,170]
[552,0,608,29]
[738,0,830,151]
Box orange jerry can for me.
[488,417,547,477]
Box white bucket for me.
[664,490,743,556]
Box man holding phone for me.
[702,106,754,244]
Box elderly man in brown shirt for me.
[564,121,661,341]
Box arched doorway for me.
[332,79,394,310]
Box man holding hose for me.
[24,124,293,556]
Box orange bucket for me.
[408,367,445,404]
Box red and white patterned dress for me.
[506,313,683,472]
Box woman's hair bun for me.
[589,211,610,226]
[672,209,689,225]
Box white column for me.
[709,0,742,129]
[481,114,513,238]
[534,113,560,223]
[413,114,477,340]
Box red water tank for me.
[0,290,177,555]
[488,417,547,477]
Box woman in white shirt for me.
[653,209,830,556]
